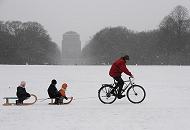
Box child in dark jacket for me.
[47,79,61,104]
[16,81,31,105]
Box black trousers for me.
[54,92,62,104]
[18,94,30,102]
[113,76,124,95]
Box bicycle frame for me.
[114,77,134,93]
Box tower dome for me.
[62,31,81,65]
[64,31,80,36]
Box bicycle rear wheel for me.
[98,85,117,104]
[126,85,146,104]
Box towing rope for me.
[37,96,97,102]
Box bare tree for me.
[160,5,190,40]
[0,21,61,65]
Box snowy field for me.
[0,65,190,130]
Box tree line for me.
[82,5,190,65]
[0,21,61,65]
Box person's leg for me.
[110,77,120,95]
[16,100,20,105]
[114,77,124,98]
[18,97,25,104]
[58,97,64,104]
[53,92,61,104]
[54,97,59,104]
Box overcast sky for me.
[0,0,190,48]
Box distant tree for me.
[159,5,190,47]
[82,26,160,65]
[46,41,61,65]
[158,5,190,64]
[0,21,61,65]
[82,26,136,64]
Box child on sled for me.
[48,79,61,104]
[16,81,31,105]
[58,83,68,103]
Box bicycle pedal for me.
[110,91,116,96]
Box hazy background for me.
[0,0,189,48]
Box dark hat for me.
[123,55,129,60]
[51,79,57,84]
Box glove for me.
[64,96,68,100]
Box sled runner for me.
[2,94,37,106]
[48,97,73,105]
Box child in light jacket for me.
[59,83,68,100]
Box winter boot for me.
[16,100,23,105]
[117,94,125,99]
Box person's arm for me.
[24,88,31,97]
[63,96,68,100]
[119,63,133,77]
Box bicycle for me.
[98,77,146,104]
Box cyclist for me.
[109,55,133,99]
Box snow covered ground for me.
[0,65,190,130]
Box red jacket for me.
[109,58,132,77]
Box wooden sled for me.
[48,97,73,105]
[3,94,37,106]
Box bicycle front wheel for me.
[98,85,117,104]
[126,85,146,104]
